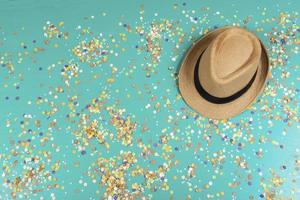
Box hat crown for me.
[215,34,253,78]
[199,27,262,98]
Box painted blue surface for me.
[0,1,299,199]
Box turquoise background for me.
[0,0,299,199]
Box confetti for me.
[0,1,299,199]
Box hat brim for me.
[178,26,269,120]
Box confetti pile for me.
[0,1,299,199]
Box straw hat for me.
[178,26,270,119]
